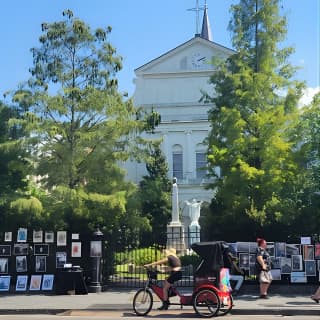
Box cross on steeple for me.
[187,0,204,36]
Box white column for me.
[185,130,193,180]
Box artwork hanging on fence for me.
[239,253,249,269]
[13,244,29,255]
[16,256,27,272]
[4,232,12,242]
[291,255,303,271]
[90,241,102,257]
[72,233,79,240]
[291,272,307,283]
[0,276,11,291]
[57,231,67,246]
[42,274,54,291]
[300,237,311,245]
[275,242,286,257]
[249,242,257,253]
[56,252,67,268]
[271,257,281,269]
[303,245,314,260]
[314,244,320,259]
[0,245,11,257]
[280,257,292,274]
[286,244,300,257]
[17,228,27,242]
[35,256,46,273]
[270,269,281,280]
[305,260,316,276]
[33,230,43,243]
[15,275,28,291]
[34,244,49,256]
[266,242,275,257]
[29,275,42,290]
[249,254,256,265]
[0,258,8,274]
[236,242,250,253]
[318,260,320,271]
[71,242,81,258]
[45,231,54,243]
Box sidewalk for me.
[0,290,319,316]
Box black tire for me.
[133,288,153,316]
[193,288,220,317]
[219,294,233,316]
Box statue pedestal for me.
[167,223,185,253]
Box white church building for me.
[124,5,234,219]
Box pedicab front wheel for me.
[133,288,153,316]
[193,288,220,317]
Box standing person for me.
[255,238,272,299]
[144,248,182,310]
[311,287,320,303]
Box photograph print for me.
[57,231,67,246]
[42,274,54,291]
[266,242,275,257]
[271,257,281,269]
[0,245,11,257]
[286,244,300,257]
[29,275,42,291]
[239,253,250,269]
[56,252,67,268]
[280,257,292,274]
[270,269,281,281]
[291,255,303,271]
[291,272,307,283]
[4,232,12,242]
[305,260,316,276]
[35,256,46,273]
[45,231,54,243]
[71,242,81,258]
[90,241,102,257]
[33,230,43,243]
[303,245,314,260]
[15,275,28,291]
[34,244,49,256]
[13,243,29,255]
[16,256,27,273]
[17,228,27,242]
[0,258,8,274]
[0,276,11,291]
[275,242,286,257]
[314,244,320,259]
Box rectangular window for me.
[196,152,207,179]
[172,152,183,180]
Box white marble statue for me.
[185,198,202,245]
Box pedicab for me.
[132,241,234,317]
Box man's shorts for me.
[167,270,182,284]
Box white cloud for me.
[299,87,320,107]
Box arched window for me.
[172,144,183,180]
[196,144,207,179]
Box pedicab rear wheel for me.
[193,288,220,317]
[219,294,233,316]
[133,288,153,316]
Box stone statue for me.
[171,177,180,224]
[185,199,202,245]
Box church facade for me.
[124,7,234,216]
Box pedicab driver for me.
[144,248,182,310]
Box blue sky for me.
[0,0,319,99]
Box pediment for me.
[135,37,235,75]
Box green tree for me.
[9,10,150,240]
[202,0,304,240]
[139,142,172,246]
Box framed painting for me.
[303,245,314,260]
[90,241,102,258]
[0,258,8,274]
[280,257,292,274]
[45,231,54,243]
[291,255,303,272]
[56,252,67,268]
[33,230,43,243]
[275,242,286,257]
[57,231,67,246]
[13,243,29,255]
[270,269,281,280]
[17,228,27,243]
[42,274,54,291]
[15,275,28,291]
[16,256,27,273]
[0,245,11,257]
[314,244,320,259]
[4,232,12,242]
[29,275,42,291]
[239,253,249,270]
[305,260,316,276]
[34,244,49,256]
[71,242,81,258]
[35,256,46,273]
[291,272,307,283]
[0,276,11,291]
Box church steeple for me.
[201,3,213,41]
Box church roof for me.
[201,6,213,41]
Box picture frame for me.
[71,242,81,258]
[249,254,256,265]
[0,245,11,257]
[29,275,42,291]
[303,245,314,260]
[318,260,320,271]
[0,258,8,274]
[305,260,316,276]
[16,256,27,273]
[72,233,79,240]
[236,242,250,253]
[41,274,54,291]
[271,257,281,269]
[90,241,102,258]
[17,228,27,243]
[300,236,311,245]
[0,275,11,291]
[35,256,46,273]
[266,242,275,257]
[286,244,300,257]
[15,275,28,291]
[13,243,29,255]
[239,253,249,269]
[275,242,286,257]
[4,232,12,242]
[280,257,292,274]
[291,272,307,283]
[56,252,67,268]
[249,242,257,253]
[34,244,49,256]
[33,230,43,243]
[292,255,303,271]
[57,231,67,246]
[45,231,54,243]
[314,244,320,259]
[270,269,281,281]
